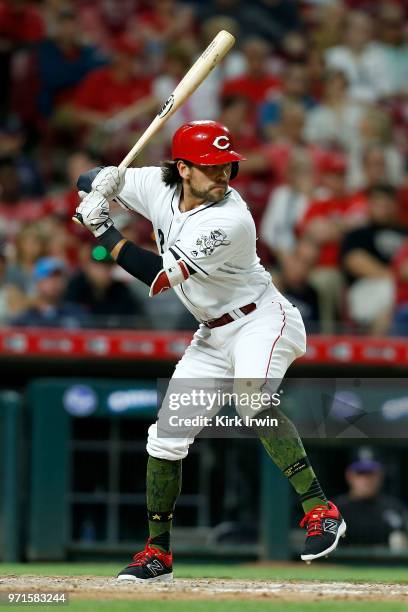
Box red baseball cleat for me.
[117,538,173,582]
[300,501,346,562]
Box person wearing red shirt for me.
[0,0,44,45]
[0,0,45,114]
[217,95,270,229]
[72,36,153,123]
[391,240,408,335]
[67,35,155,161]
[221,38,281,114]
[393,241,408,304]
[138,0,196,48]
[298,153,367,331]
[35,8,107,118]
[244,100,326,186]
[299,154,367,267]
[399,186,408,226]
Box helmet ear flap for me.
[230,162,239,180]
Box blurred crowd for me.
[0,0,407,333]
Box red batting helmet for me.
[172,120,246,166]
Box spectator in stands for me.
[0,0,45,114]
[200,16,244,80]
[275,239,321,332]
[43,150,97,222]
[218,95,268,227]
[0,239,24,324]
[74,0,141,51]
[36,7,106,118]
[325,11,391,102]
[304,69,365,152]
[221,38,281,115]
[199,0,300,44]
[279,31,309,65]
[399,169,408,227]
[0,161,43,238]
[260,151,315,262]
[298,153,367,332]
[311,1,346,53]
[5,222,46,295]
[335,457,408,548]
[246,101,315,185]
[357,144,398,192]
[65,245,145,329]
[12,257,87,328]
[0,116,44,197]
[375,2,408,98]
[305,47,326,102]
[260,63,315,141]
[345,143,404,217]
[0,241,9,324]
[68,34,154,160]
[0,237,28,323]
[341,184,408,334]
[391,240,408,335]
[348,108,404,190]
[245,0,301,45]
[37,150,99,269]
[0,0,44,46]
[138,0,196,59]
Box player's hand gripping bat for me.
[72,30,235,226]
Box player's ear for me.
[177,160,191,180]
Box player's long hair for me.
[161,160,190,186]
[161,159,239,186]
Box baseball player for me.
[76,120,346,582]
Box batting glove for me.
[75,190,113,237]
[91,166,125,200]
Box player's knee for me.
[233,379,281,418]
[146,423,191,461]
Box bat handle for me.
[72,212,84,226]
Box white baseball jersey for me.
[116,166,281,322]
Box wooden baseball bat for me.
[72,30,235,225]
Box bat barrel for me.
[72,30,236,224]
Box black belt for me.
[203,303,257,329]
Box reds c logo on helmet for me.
[172,120,246,167]
[212,135,230,150]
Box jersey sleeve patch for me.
[190,228,231,258]
[172,220,249,277]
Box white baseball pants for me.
[147,289,307,460]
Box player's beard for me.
[188,179,228,202]
[188,180,228,203]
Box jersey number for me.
[157,229,165,254]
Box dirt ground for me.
[1,576,408,603]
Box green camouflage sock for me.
[255,407,328,513]
[146,456,182,551]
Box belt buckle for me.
[203,317,216,327]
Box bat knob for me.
[72,213,84,226]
